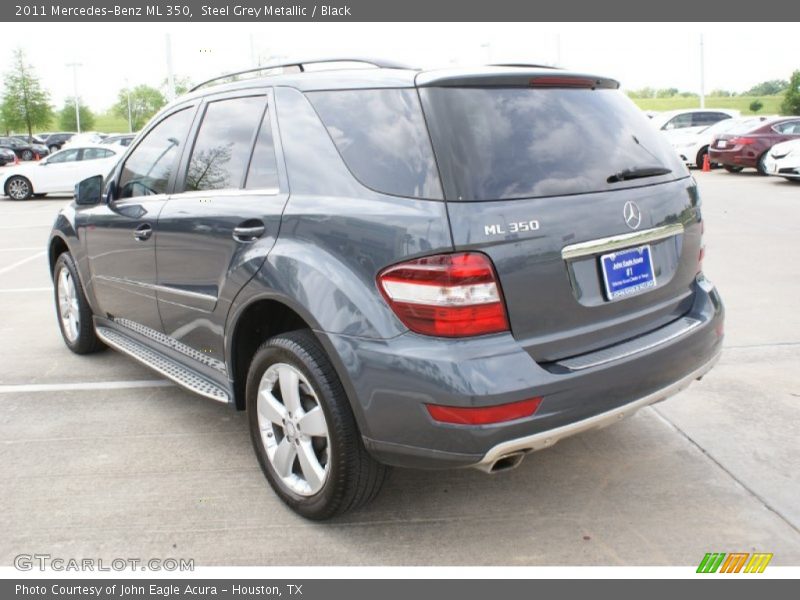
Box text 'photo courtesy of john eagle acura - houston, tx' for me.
[44,59,723,520]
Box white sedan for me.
[763,139,800,182]
[1,145,122,201]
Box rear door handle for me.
[233,221,265,242]
[133,223,153,241]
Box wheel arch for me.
[226,293,324,411]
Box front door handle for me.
[233,221,265,242]
[133,223,152,241]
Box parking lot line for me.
[0,380,174,394]
[0,251,45,275]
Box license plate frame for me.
[600,244,657,301]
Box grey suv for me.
[48,59,724,519]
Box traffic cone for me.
[34,152,40,161]
[702,153,711,172]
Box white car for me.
[62,132,107,148]
[651,108,740,137]
[669,116,773,168]
[1,144,122,200]
[763,138,800,182]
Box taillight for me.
[730,136,755,146]
[426,397,542,425]
[377,252,509,337]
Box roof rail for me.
[189,57,418,93]
[489,63,560,69]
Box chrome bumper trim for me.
[472,350,721,472]
[561,223,684,260]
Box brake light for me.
[529,76,596,88]
[377,252,509,337]
[729,136,755,146]
[427,397,542,425]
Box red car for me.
[709,116,800,174]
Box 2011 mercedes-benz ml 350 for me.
[48,59,724,519]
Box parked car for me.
[651,108,738,135]
[1,145,121,200]
[0,136,50,161]
[100,134,136,148]
[41,132,76,153]
[0,147,17,167]
[63,132,107,148]
[709,116,800,174]
[47,59,723,519]
[762,138,800,182]
[668,116,772,168]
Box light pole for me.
[65,62,82,133]
[480,42,492,64]
[125,78,133,133]
[699,34,706,109]
[165,33,176,101]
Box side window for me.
[184,96,265,192]
[245,107,279,190]
[663,113,693,130]
[118,107,193,199]
[48,149,79,164]
[775,120,800,134]
[307,89,443,199]
[81,148,113,161]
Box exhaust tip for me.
[489,451,526,473]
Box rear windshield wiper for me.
[607,166,672,184]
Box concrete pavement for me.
[0,170,798,566]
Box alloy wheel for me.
[57,267,80,342]
[7,177,31,200]
[256,362,331,496]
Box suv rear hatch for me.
[417,70,702,362]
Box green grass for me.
[631,95,785,116]
[92,112,131,133]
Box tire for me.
[695,147,709,169]
[20,149,34,161]
[784,178,800,183]
[48,145,59,154]
[4,175,33,200]
[246,330,387,520]
[53,252,105,355]
[756,152,770,176]
[723,165,743,173]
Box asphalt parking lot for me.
[0,170,798,566]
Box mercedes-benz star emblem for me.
[623,201,642,230]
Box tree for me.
[161,75,194,97]
[58,97,95,131]
[745,79,788,96]
[113,85,166,131]
[0,48,53,137]
[781,70,800,116]
[749,99,763,113]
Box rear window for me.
[419,87,686,201]
[307,89,443,199]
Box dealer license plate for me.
[600,245,656,300]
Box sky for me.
[1,22,798,112]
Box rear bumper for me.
[319,277,724,470]
[709,146,760,168]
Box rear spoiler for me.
[415,68,619,90]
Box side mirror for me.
[74,175,103,206]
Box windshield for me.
[419,87,686,201]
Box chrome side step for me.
[95,326,230,404]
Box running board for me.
[95,326,230,404]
